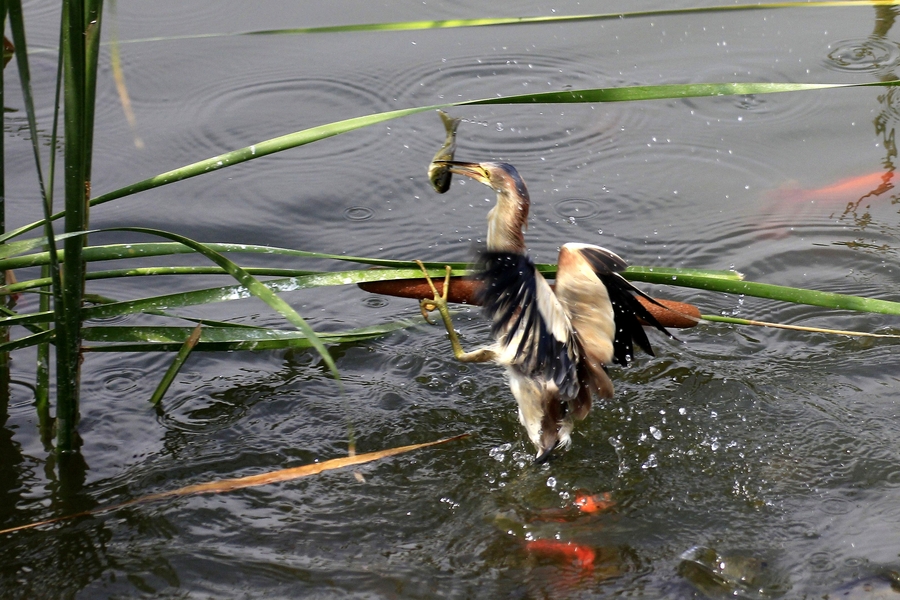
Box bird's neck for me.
[486,191,529,254]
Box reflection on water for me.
[8,2,900,599]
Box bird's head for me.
[435,161,531,253]
[434,161,530,205]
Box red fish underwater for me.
[759,169,895,237]
[524,538,597,571]
[766,170,893,205]
[521,491,616,571]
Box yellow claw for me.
[419,298,438,324]
[416,261,453,324]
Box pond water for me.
[4,1,900,598]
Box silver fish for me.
[427,110,461,194]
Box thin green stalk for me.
[148,323,201,405]
[700,314,900,338]
[36,5,67,447]
[8,0,58,444]
[82,0,102,187]
[56,0,93,453]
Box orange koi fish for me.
[766,170,894,206]
[524,538,597,570]
[572,491,614,515]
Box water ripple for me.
[187,75,395,163]
[825,38,900,73]
[343,206,375,221]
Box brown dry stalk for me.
[0,433,469,536]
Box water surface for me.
[4,2,900,598]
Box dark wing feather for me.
[579,246,674,367]
[477,251,579,397]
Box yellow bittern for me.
[419,160,673,462]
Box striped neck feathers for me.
[486,188,530,254]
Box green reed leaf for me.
[82,321,414,352]
[627,271,900,316]
[102,2,900,46]
[4,78,900,244]
[148,323,201,405]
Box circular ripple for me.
[843,556,865,568]
[80,363,152,401]
[7,379,37,413]
[362,296,389,309]
[825,38,900,73]
[680,62,830,125]
[103,373,140,395]
[553,197,602,220]
[820,497,854,516]
[147,59,396,167]
[884,467,900,487]
[391,52,649,168]
[809,551,838,573]
[782,521,820,539]
[343,206,375,221]
[160,393,250,434]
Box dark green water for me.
[4,1,900,597]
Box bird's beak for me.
[534,446,555,464]
[434,161,490,186]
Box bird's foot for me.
[416,260,452,325]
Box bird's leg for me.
[416,260,495,363]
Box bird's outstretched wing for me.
[573,244,674,366]
[476,251,580,398]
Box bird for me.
[418,160,673,462]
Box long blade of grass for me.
[0,268,471,329]
[0,231,89,262]
[0,263,895,328]
[8,0,60,430]
[3,78,900,244]
[79,81,900,205]
[0,238,742,281]
[0,329,54,353]
[0,267,324,295]
[81,321,414,352]
[626,271,900,316]
[7,0,49,205]
[103,2,900,46]
[0,264,740,297]
[0,433,470,536]
[0,240,436,270]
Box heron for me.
[418,160,673,462]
